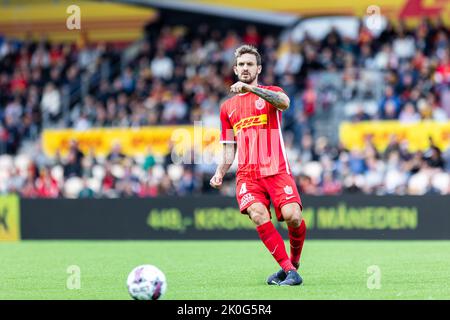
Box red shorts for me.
[236,173,303,222]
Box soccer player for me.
[210,45,306,286]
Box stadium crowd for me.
[0,18,449,198]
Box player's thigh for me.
[264,173,303,222]
[236,178,270,216]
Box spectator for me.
[73,112,91,130]
[399,102,420,123]
[40,83,61,125]
[348,149,367,175]
[392,29,416,60]
[3,114,21,155]
[298,174,318,195]
[78,177,95,198]
[151,49,174,80]
[435,49,450,85]
[107,142,126,164]
[6,167,25,194]
[424,144,445,169]
[176,168,197,195]
[300,133,319,163]
[35,167,60,198]
[378,86,401,119]
[351,105,371,122]
[119,179,138,198]
[63,151,82,178]
[321,172,342,195]
[161,93,188,124]
[101,164,117,197]
[69,139,84,165]
[242,25,262,47]
[301,80,317,131]
[139,177,158,198]
[21,176,39,198]
[31,44,50,69]
[343,174,363,193]
[158,175,176,196]
[374,44,398,70]
[143,147,156,172]
[4,96,22,123]
[275,41,303,76]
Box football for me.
[126,265,167,300]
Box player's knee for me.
[283,204,302,227]
[288,215,302,228]
[251,214,270,226]
[247,203,270,226]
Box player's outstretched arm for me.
[210,143,236,189]
[248,86,290,111]
[230,82,289,111]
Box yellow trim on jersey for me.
[233,114,267,135]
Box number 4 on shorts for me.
[239,183,247,195]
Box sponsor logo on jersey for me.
[233,114,267,134]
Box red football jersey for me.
[220,85,291,180]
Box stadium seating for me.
[1,18,449,197]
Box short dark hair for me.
[234,44,261,66]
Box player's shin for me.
[256,221,296,272]
[288,219,306,269]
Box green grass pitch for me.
[1,240,449,300]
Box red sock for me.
[256,221,295,273]
[288,219,306,269]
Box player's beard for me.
[238,72,257,84]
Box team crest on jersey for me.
[255,97,265,110]
[284,185,293,195]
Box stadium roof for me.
[112,0,450,27]
[111,0,300,27]
[0,0,158,42]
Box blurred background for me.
[0,0,449,199]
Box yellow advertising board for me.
[42,126,221,158]
[340,121,450,152]
[0,195,21,242]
